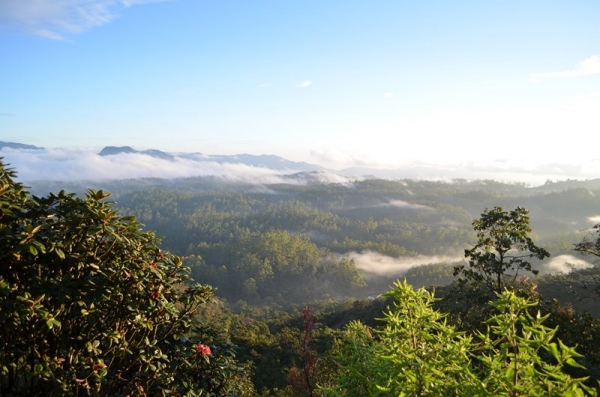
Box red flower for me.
[195,343,211,355]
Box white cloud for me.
[384,92,394,97]
[309,143,600,186]
[297,80,312,88]
[541,255,593,275]
[349,251,463,277]
[0,147,349,185]
[529,55,600,82]
[0,0,168,40]
[3,143,600,187]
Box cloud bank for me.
[2,146,600,187]
[541,254,593,275]
[350,252,593,280]
[529,55,600,82]
[0,147,349,184]
[349,251,464,278]
[0,0,167,40]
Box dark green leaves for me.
[0,160,225,396]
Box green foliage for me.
[375,281,478,396]
[455,206,550,294]
[323,280,478,396]
[107,179,480,291]
[437,278,499,333]
[475,291,595,396]
[329,237,408,258]
[0,160,253,396]
[189,230,366,303]
[403,262,458,288]
[321,320,381,396]
[182,325,258,396]
[539,298,600,386]
[323,281,595,396]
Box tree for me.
[0,159,253,396]
[575,224,600,259]
[574,224,600,300]
[455,206,549,294]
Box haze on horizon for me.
[1,0,600,177]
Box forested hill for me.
[28,176,600,305]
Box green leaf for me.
[565,358,586,369]
[46,318,61,330]
[547,342,560,361]
[55,247,65,259]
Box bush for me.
[323,280,596,396]
[0,160,254,396]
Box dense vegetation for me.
[324,281,594,396]
[5,161,600,395]
[0,161,254,396]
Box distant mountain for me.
[98,146,324,172]
[0,141,44,150]
[98,146,174,160]
[98,146,137,155]
[280,170,353,184]
[206,153,324,172]
[531,178,600,193]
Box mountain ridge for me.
[97,145,325,172]
[0,141,44,150]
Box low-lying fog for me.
[349,251,595,279]
[3,147,600,186]
[349,251,464,278]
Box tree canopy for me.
[455,206,550,293]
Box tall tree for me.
[455,206,549,294]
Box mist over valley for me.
[2,147,596,307]
[3,141,600,186]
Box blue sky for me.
[1,0,600,174]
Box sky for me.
[1,0,600,182]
